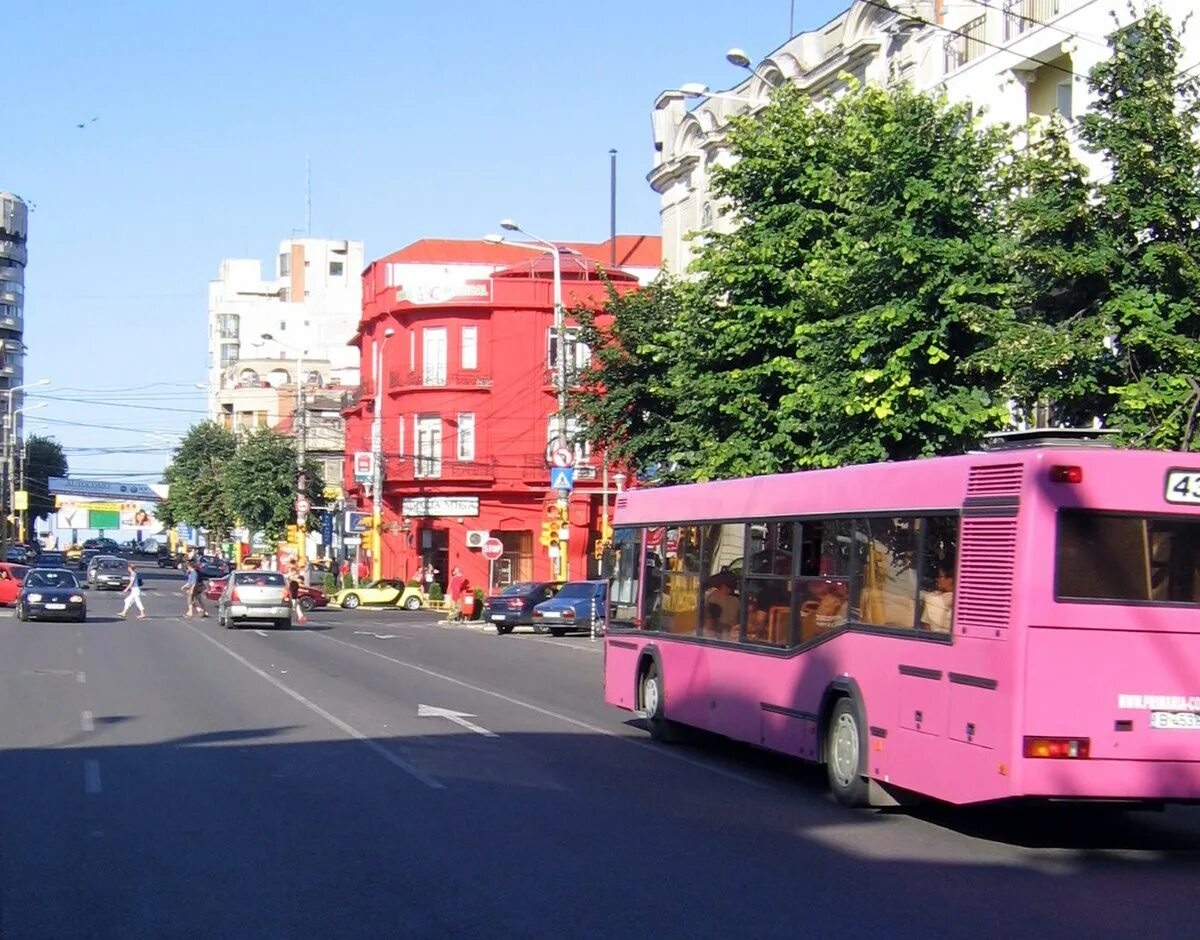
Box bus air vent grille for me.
[956,517,1018,635]
[966,463,1023,498]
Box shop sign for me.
[401,496,480,517]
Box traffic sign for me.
[550,446,574,468]
[353,451,373,482]
[482,537,504,561]
[344,511,370,533]
[295,495,311,515]
[549,467,575,493]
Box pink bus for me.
[603,432,1200,807]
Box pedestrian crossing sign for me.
[550,467,574,493]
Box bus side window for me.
[857,517,919,630]
[918,516,958,633]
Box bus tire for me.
[826,697,869,808]
[639,661,677,743]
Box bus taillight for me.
[1023,736,1090,759]
[1050,465,1083,484]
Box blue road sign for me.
[345,511,370,533]
[321,513,334,546]
[550,467,575,493]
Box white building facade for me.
[650,0,1199,274]
[207,237,365,420]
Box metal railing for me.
[388,369,493,390]
[944,14,988,73]
[1004,0,1060,41]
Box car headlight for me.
[27,593,42,602]
[70,595,84,603]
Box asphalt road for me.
[1,563,1198,939]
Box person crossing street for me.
[117,563,147,620]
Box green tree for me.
[674,81,1014,476]
[22,435,68,524]
[223,428,322,541]
[1075,3,1200,447]
[160,422,237,541]
[569,276,688,479]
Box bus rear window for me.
[1056,511,1200,605]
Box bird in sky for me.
[76,116,99,129]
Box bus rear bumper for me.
[1019,758,1200,802]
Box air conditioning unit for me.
[465,530,490,549]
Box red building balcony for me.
[387,457,497,484]
[387,369,494,392]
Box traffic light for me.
[540,521,556,547]
[286,525,299,544]
[600,516,613,542]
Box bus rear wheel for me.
[640,661,676,743]
[826,697,869,808]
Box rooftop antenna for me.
[305,155,312,237]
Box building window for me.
[1055,80,1072,120]
[279,253,291,276]
[456,412,475,461]
[329,261,344,277]
[423,327,447,386]
[410,331,416,370]
[397,413,405,461]
[461,325,478,370]
[547,327,590,386]
[415,415,442,478]
[700,202,713,229]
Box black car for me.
[157,548,182,569]
[5,546,28,564]
[83,537,120,554]
[197,556,230,579]
[34,552,66,569]
[483,581,564,635]
[92,558,131,591]
[79,547,103,570]
[17,568,87,622]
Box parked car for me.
[83,537,120,554]
[483,581,564,634]
[197,556,231,580]
[218,570,291,630]
[86,554,123,586]
[0,562,30,606]
[16,568,86,622]
[91,558,131,591]
[329,579,424,610]
[5,545,29,564]
[531,580,608,636]
[156,548,182,569]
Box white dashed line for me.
[84,759,102,794]
[254,630,270,638]
[81,710,94,732]
[183,623,444,790]
[75,671,86,684]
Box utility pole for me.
[295,346,307,564]
[371,329,394,581]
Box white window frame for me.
[409,330,416,370]
[456,412,475,462]
[461,325,478,371]
[415,414,442,478]
[547,413,591,464]
[423,327,447,386]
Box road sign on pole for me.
[549,467,574,493]
[482,537,504,561]
[295,495,311,515]
[550,446,574,468]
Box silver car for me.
[218,571,292,630]
[86,554,123,588]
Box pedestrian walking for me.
[448,566,465,618]
[423,564,439,596]
[356,558,369,586]
[183,561,209,618]
[117,563,146,619]
[287,564,307,625]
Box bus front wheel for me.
[826,697,869,808]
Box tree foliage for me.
[22,435,67,523]
[222,428,323,541]
[159,422,237,541]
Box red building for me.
[343,236,660,593]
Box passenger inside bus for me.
[704,572,740,627]
[920,566,955,632]
[702,602,725,639]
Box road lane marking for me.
[81,710,94,732]
[183,623,444,790]
[354,631,401,639]
[76,671,86,684]
[254,630,270,637]
[317,633,764,788]
[418,704,498,737]
[84,759,101,794]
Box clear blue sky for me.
[8,0,845,484]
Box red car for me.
[205,577,329,612]
[0,562,29,606]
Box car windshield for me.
[7,565,29,580]
[500,582,540,596]
[98,560,126,570]
[233,572,285,586]
[555,583,600,598]
[38,554,64,565]
[26,570,79,588]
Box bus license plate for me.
[1165,470,1200,505]
[1150,711,1200,729]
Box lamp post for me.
[261,333,309,563]
[1,379,49,554]
[488,224,571,580]
[12,401,46,544]
[371,327,395,580]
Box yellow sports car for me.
[65,544,83,564]
[330,579,424,610]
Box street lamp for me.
[1,379,50,554]
[677,83,760,106]
[371,327,395,580]
[726,47,778,86]
[11,401,46,543]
